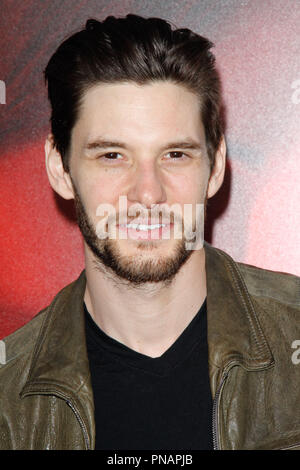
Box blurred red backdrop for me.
[0,0,299,338]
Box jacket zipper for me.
[21,387,91,450]
[212,371,229,450]
[211,365,299,451]
[277,442,300,450]
[66,399,91,450]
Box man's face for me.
[67,81,211,285]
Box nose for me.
[127,159,167,209]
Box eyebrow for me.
[84,138,204,152]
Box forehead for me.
[73,81,205,147]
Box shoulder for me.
[205,242,300,307]
[0,270,86,374]
[209,245,300,359]
[205,242,300,332]
[236,260,300,308]
[0,308,47,378]
[0,308,49,418]
[0,270,86,381]
[235,259,300,344]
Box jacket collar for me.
[204,242,274,374]
[20,269,94,449]
[21,269,89,396]
[21,243,274,399]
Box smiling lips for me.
[120,223,166,230]
[117,222,174,240]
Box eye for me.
[100,152,123,161]
[165,151,188,161]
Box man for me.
[0,14,299,451]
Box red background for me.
[0,0,299,338]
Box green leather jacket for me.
[1,243,300,450]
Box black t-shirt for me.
[84,298,213,450]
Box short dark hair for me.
[44,14,223,172]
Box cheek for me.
[77,167,120,202]
[82,179,127,225]
[172,171,208,204]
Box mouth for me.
[116,222,174,240]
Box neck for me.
[83,247,207,358]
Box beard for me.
[71,182,203,288]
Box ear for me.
[45,135,74,200]
[207,135,226,199]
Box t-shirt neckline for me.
[84,298,207,376]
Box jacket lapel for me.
[204,242,274,396]
[20,270,95,448]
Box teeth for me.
[125,224,166,231]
